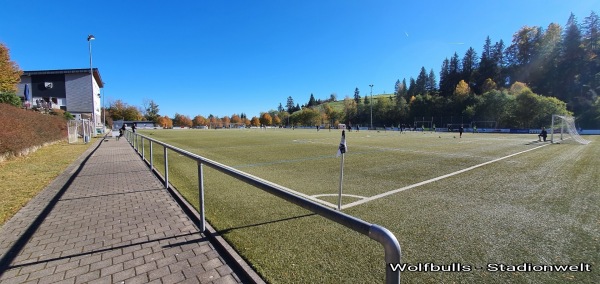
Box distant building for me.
[113,120,156,130]
[17,68,104,129]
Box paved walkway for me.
[0,137,262,284]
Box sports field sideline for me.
[138,128,599,283]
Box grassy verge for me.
[0,139,96,225]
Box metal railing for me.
[126,131,401,283]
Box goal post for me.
[414,120,433,130]
[471,121,497,129]
[229,123,246,129]
[550,115,590,145]
[67,119,93,144]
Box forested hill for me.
[278,11,599,129]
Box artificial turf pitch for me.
[137,128,598,283]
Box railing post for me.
[197,161,206,232]
[150,141,153,171]
[164,147,169,189]
[141,136,145,158]
[551,115,555,143]
[369,225,401,284]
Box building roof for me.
[23,68,104,88]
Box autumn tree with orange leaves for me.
[0,43,22,94]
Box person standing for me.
[132,123,137,133]
[119,123,127,139]
[459,125,464,138]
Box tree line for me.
[279,11,600,129]
[2,12,598,129]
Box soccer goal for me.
[415,120,433,131]
[471,121,497,129]
[67,119,93,144]
[550,115,591,145]
[229,123,246,129]
[446,123,465,132]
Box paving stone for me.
[134,261,157,275]
[202,258,224,271]
[214,274,241,284]
[188,254,210,266]
[86,275,113,284]
[26,265,56,281]
[0,139,252,284]
[123,257,145,270]
[148,265,171,281]
[100,262,124,277]
[78,254,102,266]
[37,271,67,284]
[74,269,100,284]
[162,271,186,283]
[54,260,81,273]
[112,267,136,283]
[217,265,234,277]
[123,273,149,284]
[64,265,90,279]
[111,252,134,265]
[198,269,221,284]
[0,273,28,284]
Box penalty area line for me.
[341,143,551,210]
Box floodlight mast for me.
[88,34,96,135]
[369,84,374,130]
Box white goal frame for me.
[550,115,590,145]
[471,121,497,129]
[229,123,246,129]
[415,120,433,130]
[67,119,93,144]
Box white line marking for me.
[308,194,368,209]
[311,194,368,199]
[253,176,339,208]
[309,199,337,208]
[341,143,551,209]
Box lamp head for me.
[87,35,95,41]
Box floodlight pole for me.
[88,34,96,135]
[102,88,106,133]
[369,84,374,130]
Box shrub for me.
[0,103,68,158]
[64,111,74,120]
[0,92,21,107]
[49,109,74,120]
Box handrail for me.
[125,130,401,283]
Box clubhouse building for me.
[17,68,104,130]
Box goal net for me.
[446,123,465,131]
[67,119,94,144]
[229,123,246,129]
[415,121,433,130]
[550,115,590,145]
[471,121,497,129]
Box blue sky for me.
[1,0,598,118]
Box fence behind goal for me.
[67,119,94,144]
